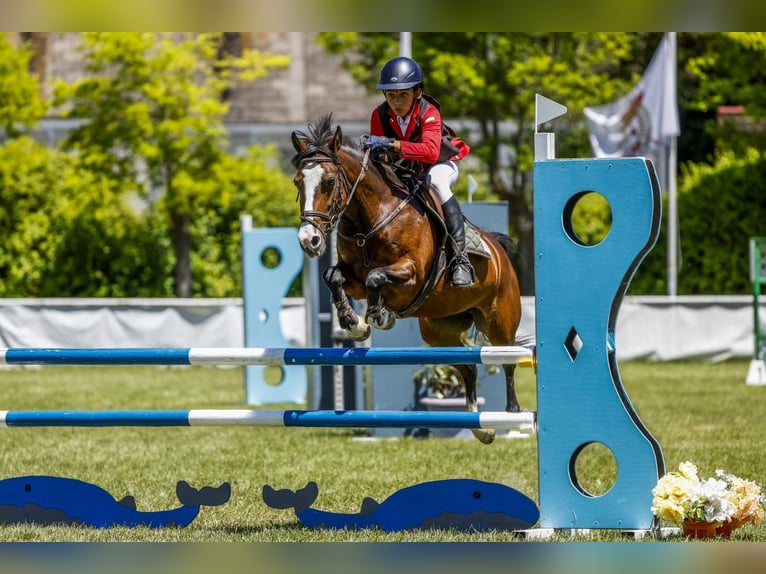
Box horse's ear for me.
[331,126,343,152]
[291,131,307,152]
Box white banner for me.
[584,33,680,159]
[0,298,306,349]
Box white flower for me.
[691,478,736,523]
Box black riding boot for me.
[442,196,475,287]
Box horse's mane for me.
[292,114,363,167]
[291,114,407,195]
[295,113,336,149]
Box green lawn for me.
[0,360,763,542]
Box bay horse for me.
[291,114,522,444]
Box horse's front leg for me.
[364,268,396,330]
[364,262,415,331]
[323,266,370,342]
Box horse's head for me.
[291,114,347,258]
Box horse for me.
[291,114,523,444]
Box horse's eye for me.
[323,177,335,191]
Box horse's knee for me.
[323,266,344,288]
[365,268,389,291]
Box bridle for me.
[297,146,371,240]
[296,144,419,268]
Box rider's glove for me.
[363,135,395,155]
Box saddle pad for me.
[465,226,491,259]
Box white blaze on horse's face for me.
[297,162,327,258]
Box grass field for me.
[0,359,764,542]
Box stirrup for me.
[449,255,475,287]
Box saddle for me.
[402,173,491,260]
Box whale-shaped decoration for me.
[263,479,538,532]
[0,475,230,528]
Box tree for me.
[684,33,766,119]
[0,33,46,139]
[54,33,290,296]
[182,145,301,297]
[317,33,653,294]
[0,136,174,297]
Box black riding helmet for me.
[376,56,423,90]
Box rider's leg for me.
[429,161,475,288]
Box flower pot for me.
[682,519,719,539]
[715,518,744,538]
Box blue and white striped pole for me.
[0,346,535,367]
[0,409,536,431]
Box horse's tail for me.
[486,231,519,263]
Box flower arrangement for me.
[413,332,498,400]
[412,364,465,398]
[651,461,765,534]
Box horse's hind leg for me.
[454,362,495,445]
[475,288,522,414]
[503,364,519,413]
[420,316,496,445]
[323,266,370,341]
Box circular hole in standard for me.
[260,246,283,269]
[569,441,617,497]
[563,191,612,246]
[263,366,285,386]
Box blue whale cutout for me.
[263,479,539,532]
[0,475,230,528]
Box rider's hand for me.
[363,135,395,154]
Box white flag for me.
[584,33,680,158]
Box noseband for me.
[297,148,370,238]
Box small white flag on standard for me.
[584,33,680,158]
[535,94,568,129]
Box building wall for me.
[19,32,380,126]
[226,32,380,124]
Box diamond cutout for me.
[564,326,583,362]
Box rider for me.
[363,56,475,288]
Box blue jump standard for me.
[0,346,535,366]
[0,409,536,429]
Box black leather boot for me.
[442,196,475,287]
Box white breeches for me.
[429,161,459,205]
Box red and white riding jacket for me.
[370,95,470,167]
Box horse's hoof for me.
[471,428,496,445]
[348,325,371,342]
[369,309,395,331]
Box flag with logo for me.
[584,33,680,159]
